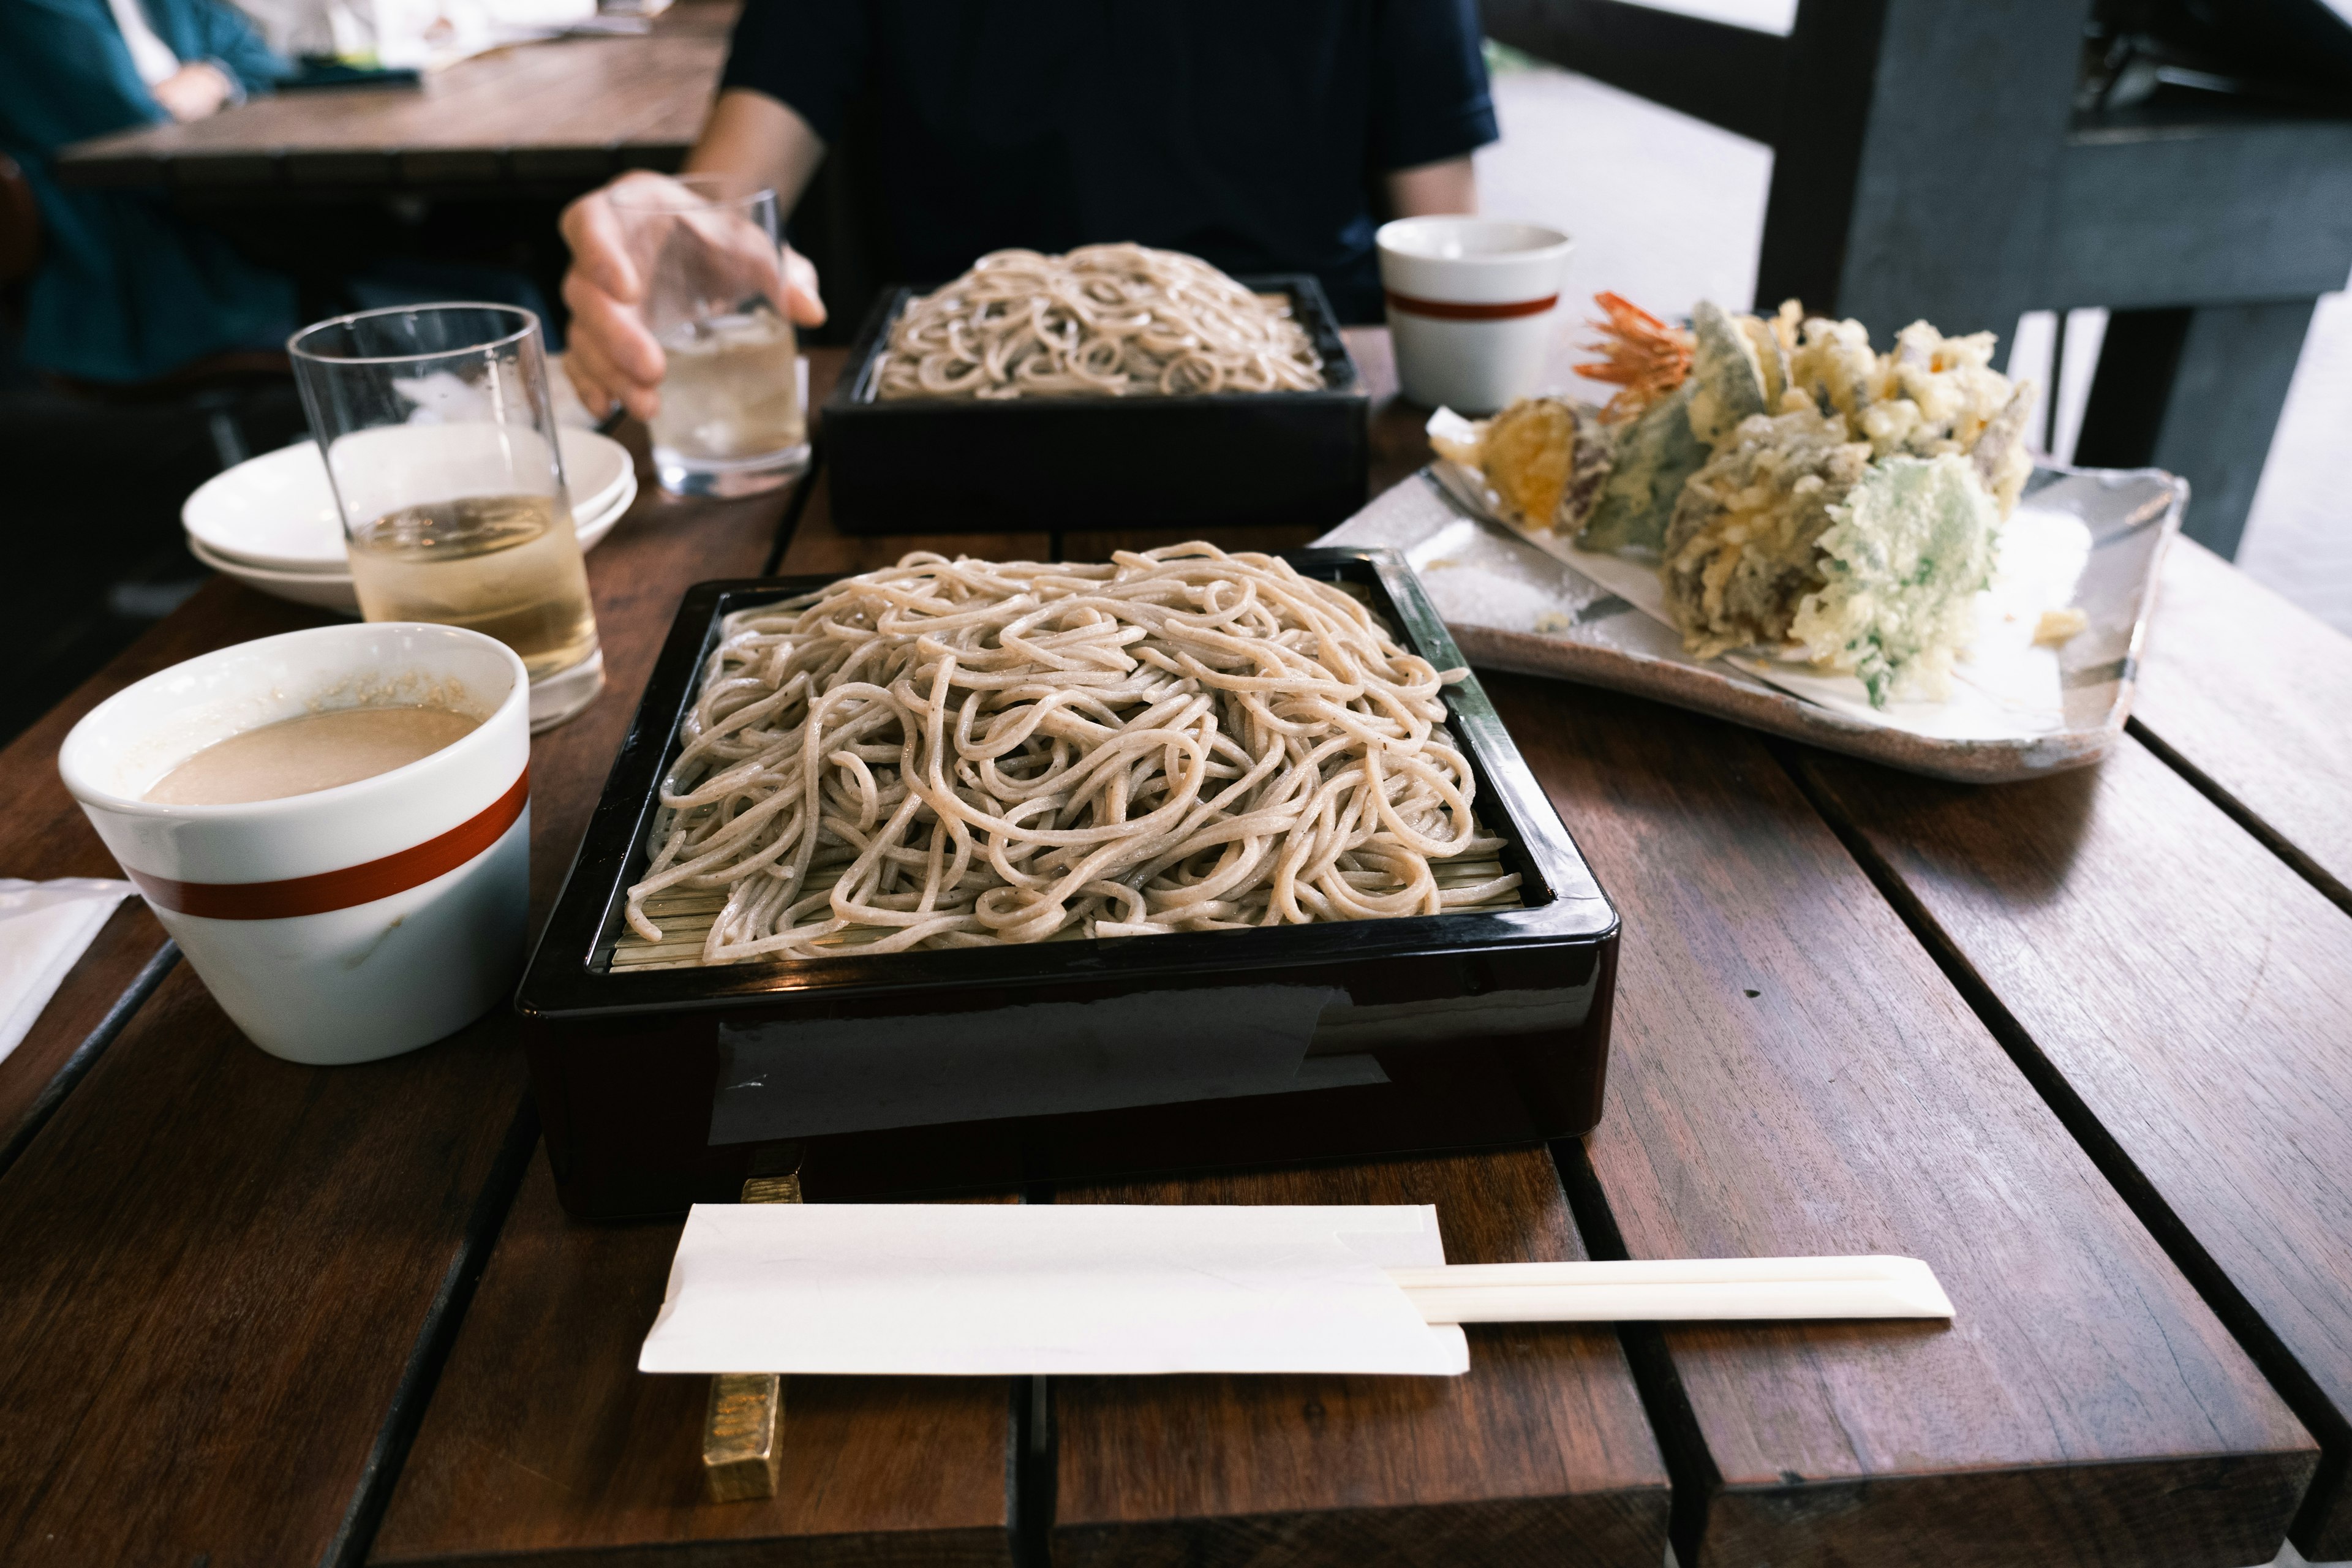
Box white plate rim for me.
[183,428,635,573]
[184,467,635,579]
[185,535,361,613]
[186,496,631,611]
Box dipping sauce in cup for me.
[59,623,531,1065]
[1376,217,1575,414]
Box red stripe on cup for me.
[127,769,529,921]
[1384,290,1560,322]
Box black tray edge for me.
[515,546,1618,1024]
[821,273,1367,414]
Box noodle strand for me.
[626,545,1514,962]
[875,244,1324,402]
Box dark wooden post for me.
[1758,0,2090,341]
[2075,302,2317,558]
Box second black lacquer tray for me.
[517,547,1618,1218]
[820,274,1370,535]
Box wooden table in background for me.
[53,3,735,198]
[2,333,2349,1568]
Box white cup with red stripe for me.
[58,623,532,1065]
[1376,216,1574,414]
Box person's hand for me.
[559,170,826,424]
[152,61,235,124]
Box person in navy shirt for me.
[560,0,1498,423]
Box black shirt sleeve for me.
[1368,0,1499,172]
[718,0,869,145]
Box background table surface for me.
[53,3,733,193]
[1,333,2347,1568]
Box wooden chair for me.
[0,149,292,467]
[1480,0,2352,558]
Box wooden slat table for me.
[52,3,734,197]
[2128,541,2352,911]
[1,332,2348,1568]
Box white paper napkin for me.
[639,1202,1471,1378]
[0,878,137,1066]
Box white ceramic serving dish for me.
[187,470,634,614]
[58,622,532,1064]
[1320,462,2183,784]
[184,426,634,572]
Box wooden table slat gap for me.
[1017,1183,1050,1568]
[333,1098,544,1568]
[372,1158,1023,1565]
[1773,739,2352,1506]
[2128,540,2352,899]
[1528,665,2309,1568]
[1042,1147,1670,1568]
[1014,1374,1050,1568]
[761,444,827,577]
[2125,716,2352,918]
[0,940,178,1180]
[1550,1136,1724,1563]
[1006,1187,1046,1568]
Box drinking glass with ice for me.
[611,176,809,497]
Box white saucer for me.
[186,536,369,612]
[184,427,635,573]
[187,472,635,614]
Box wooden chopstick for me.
[702,1169,802,1501]
[1387,1256,1953,1324]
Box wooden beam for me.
[2051,118,2352,309]
[1478,0,1786,145]
[1763,0,2090,333]
[1754,0,1889,315]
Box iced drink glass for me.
[290,303,604,732]
[610,175,808,497]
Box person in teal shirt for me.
[1,0,298,383]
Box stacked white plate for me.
[182,428,638,614]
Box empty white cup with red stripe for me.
[59,623,531,1065]
[1376,216,1574,414]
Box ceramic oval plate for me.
[1319,462,2182,784]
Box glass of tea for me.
[608,175,808,497]
[290,303,603,731]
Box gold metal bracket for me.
[701,1163,802,1502]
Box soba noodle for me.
[625,544,1518,963]
[873,244,1325,400]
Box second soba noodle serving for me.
[873,244,1325,400]
[625,546,1518,963]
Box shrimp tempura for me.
[1575,292,1693,421]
